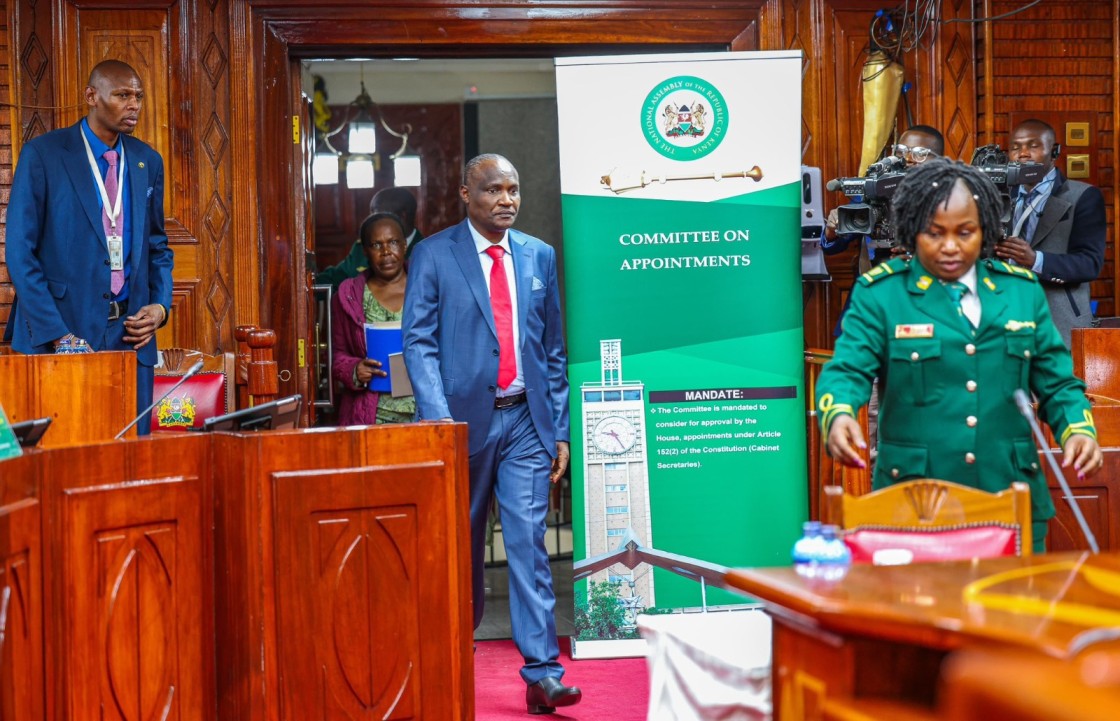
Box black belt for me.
[494,392,527,409]
[108,300,125,320]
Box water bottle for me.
[817,524,852,581]
[792,521,822,564]
[793,521,823,578]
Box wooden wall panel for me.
[1,0,55,339]
[9,0,54,147]
[65,12,173,181]
[190,0,236,353]
[0,2,10,337]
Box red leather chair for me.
[823,479,1032,562]
[151,348,235,432]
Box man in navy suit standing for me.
[4,59,173,435]
[403,154,580,714]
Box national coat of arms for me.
[157,395,197,428]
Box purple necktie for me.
[103,149,124,295]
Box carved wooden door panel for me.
[272,462,461,720]
[57,472,210,721]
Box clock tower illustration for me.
[580,339,655,614]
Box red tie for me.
[486,245,516,390]
[103,149,124,295]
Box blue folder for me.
[364,321,402,393]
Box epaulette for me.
[857,256,910,287]
[985,258,1037,282]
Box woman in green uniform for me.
[816,158,1102,551]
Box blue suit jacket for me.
[402,219,570,455]
[3,121,173,365]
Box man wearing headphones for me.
[995,118,1105,346]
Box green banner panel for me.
[556,51,807,647]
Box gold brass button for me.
[966,380,977,392]
[966,416,977,427]
[965,343,976,355]
[965,452,976,464]
[910,351,920,361]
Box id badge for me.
[107,234,124,271]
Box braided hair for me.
[889,157,1004,257]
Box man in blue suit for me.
[4,59,173,435]
[403,154,580,714]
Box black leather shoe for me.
[526,676,582,714]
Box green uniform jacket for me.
[816,257,1096,522]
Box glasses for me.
[893,144,939,164]
[366,238,404,253]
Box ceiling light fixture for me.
[312,64,415,189]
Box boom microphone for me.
[115,360,205,440]
[825,178,843,192]
[1012,389,1099,553]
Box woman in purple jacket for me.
[330,212,416,425]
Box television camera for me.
[969,144,1047,235]
[825,155,907,247]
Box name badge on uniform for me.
[895,323,934,339]
[107,234,124,271]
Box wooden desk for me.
[0,424,472,721]
[724,553,1120,721]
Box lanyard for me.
[80,131,126,233]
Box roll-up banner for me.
[555,51,806,657]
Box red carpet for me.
[474,638,649,720]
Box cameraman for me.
[994,119,1105,346]
[824,125,946,274]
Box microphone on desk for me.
[1013,388,1100,553]
[114,360,205,440]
